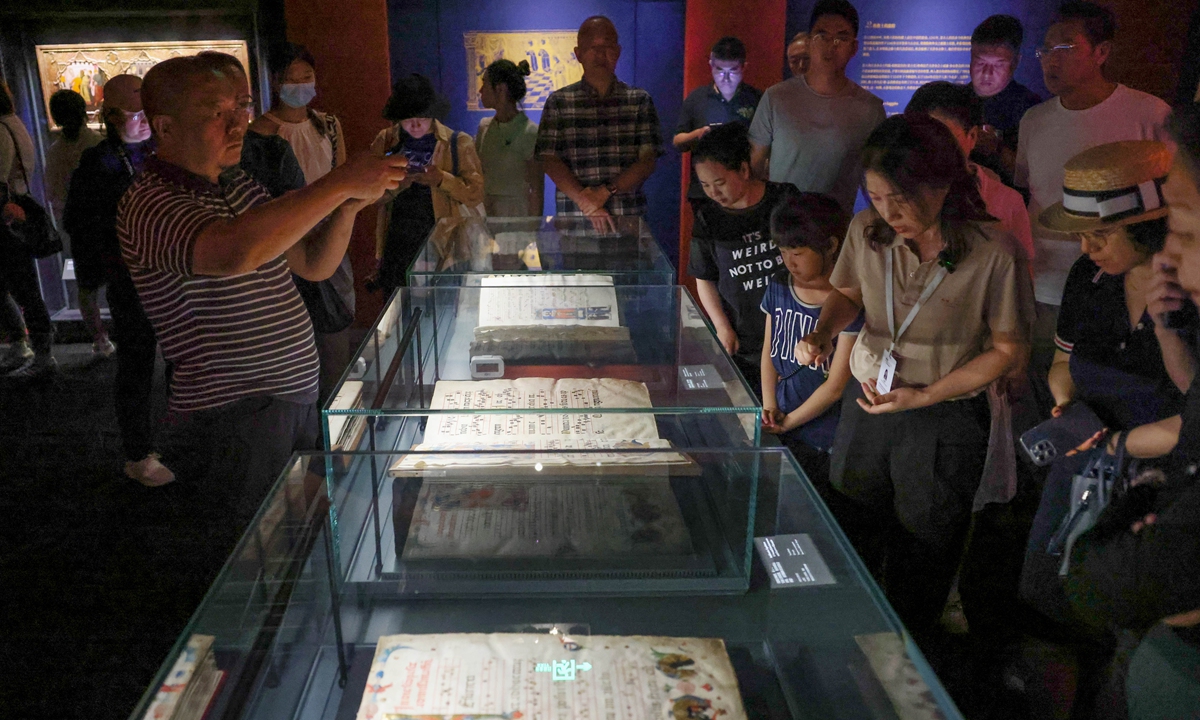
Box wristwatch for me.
[604,182,617,196]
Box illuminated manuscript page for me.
[356,633,747,720]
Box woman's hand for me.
[716,325,739,356]
[1148,254,1189,327]
[2,202,26,225]
[855,379,934,414]
[1051,401,1071,418]
[409,165,442,187]
[796,330,833,367]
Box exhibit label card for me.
[678,365,722,390]
[754,533,836,588]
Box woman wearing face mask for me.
[250,43,345,184]
[371,74,484,294]
[62,73,173,486]
[476,59,542,217]
[795,113,1029,633]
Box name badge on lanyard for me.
[877,248,948,395]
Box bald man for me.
[114,54,404,527]
[535,15,662,230]
[787,32,810,77]
[64,73,170,486]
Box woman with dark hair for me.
[687,122,800,394]
[0,81,57,378]
[1020,143,1188,634]
[1083,104,1200,720]
[46,89,107,355]
[796,113,1029,632]
[1042,141,1185,431]
[371,74,484,293]
[250,43,345,184]
[476,59,542,216]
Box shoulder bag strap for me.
[1,120,32,193]
[326,113,339,170]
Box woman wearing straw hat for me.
[1020,140,1188,640]
[371,74,484,294]
[1039,140,1186,432]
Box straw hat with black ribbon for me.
[1039,140,1172,234]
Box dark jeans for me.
[163,395,320,531]
[107,268,159,461]
[0,234,51,337]
[829,382,990,631]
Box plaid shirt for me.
[535,79,662,216]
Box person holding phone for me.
[372,74,484,294]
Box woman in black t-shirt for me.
[1041,142,1186,432]
[687,123,799,394]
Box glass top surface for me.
[130,448,964,720]
[324,285,761,419]
[408,215,676,283]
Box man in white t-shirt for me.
[748,0,885,212]
[1015,1,1170,356]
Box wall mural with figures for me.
[463,30,583,111]
[34,40,250,130]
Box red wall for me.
[679,0,787,296]
[284,0,393,326]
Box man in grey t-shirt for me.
[748,0,884,212]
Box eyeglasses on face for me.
[1035,43,1077,59]
[811,31,853,47]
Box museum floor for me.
[0,342,1066,720]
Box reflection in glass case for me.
[408,215,676,287]
[129,449,965,720]
[322,285,762,461]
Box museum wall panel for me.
[384,0,686,271]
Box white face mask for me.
[279,82,317,109]
[120,110,151,144]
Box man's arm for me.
[193,153,406,277]
[284,200,367,281]
[750,142,770,180]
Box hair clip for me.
[936,250,956,273]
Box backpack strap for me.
[326,113,340,171]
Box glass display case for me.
[129,448,964,720]
[407,215,676,287]
[322,285,762,459]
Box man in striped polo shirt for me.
[116,54,405,526]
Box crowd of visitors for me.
[2,1,1200,716]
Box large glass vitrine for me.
[321,285,762,460]
[130,448,964,720]
[407,215,676,287]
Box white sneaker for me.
[0,340,34,372]
[7,355,56,379]
[93,337,116,359]
[125,453,176,487]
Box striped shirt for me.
[535,79,662,216]
[117,157,319,412]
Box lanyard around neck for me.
[885,247,948,352]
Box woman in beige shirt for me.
[797,113,1029,633]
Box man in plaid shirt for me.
[536,16,662,230]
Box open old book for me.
[355,633,747,720]
[389,377,687,473]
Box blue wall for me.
[785,0,1060,108]
[386,0,686,267]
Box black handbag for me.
[1019,432,1133,623]
[1,122,62,258]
